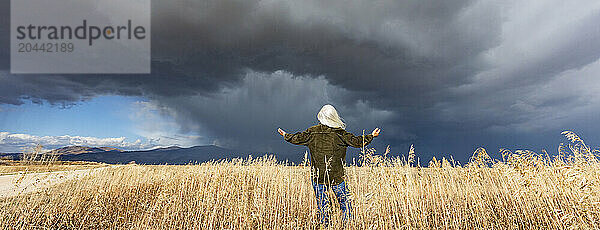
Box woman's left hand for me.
[371,128,381,137]
[278,128,287,136]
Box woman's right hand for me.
[371,128,381,137]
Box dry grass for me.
[0,131,599,229]
[20,144,59,165]
[0,161,106,175]
[0,144,105,175]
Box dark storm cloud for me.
[146,71,400,156]
[2,0,498,104]
[1,0,600,161]
[149,0,500,101]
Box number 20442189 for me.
[17,43,74,53]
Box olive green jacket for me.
[284,124,374,185]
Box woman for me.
[278,104,381,225]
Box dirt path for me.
[0,165,121,198]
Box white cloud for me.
[128,101,206,148]
[0,132,157,153]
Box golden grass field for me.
[0,144,105,175]
[0,131,599,229]
[0,161,106,175]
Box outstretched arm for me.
[278,128,311,146]
[341,128,381,148]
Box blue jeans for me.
[312,180,352,225]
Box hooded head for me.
[317,104,346,129]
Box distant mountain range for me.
[0,145,266,165]
[48,146,125,155]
